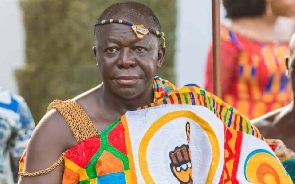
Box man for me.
[252,33,295,182]
[0,87,35,184]
[18,1,293,183]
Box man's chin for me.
[116,88,140,100]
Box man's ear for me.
[157,47,166,68]
[285,56,290,77]
[92,46,97,56]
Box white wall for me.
[176,0,211,87]
[0,0,25,93]
[176,0,226,87]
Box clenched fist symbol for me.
[169,122,193,184]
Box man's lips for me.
[115,76,140,85]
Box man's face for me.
[94,18,164,100]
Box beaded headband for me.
[94,19,166,48]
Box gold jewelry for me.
[131,24,149,39]
[19,153,65,177]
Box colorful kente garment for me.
[0,87,35,184]
[205,25,292,119]
[19,76,293,183]
[266,139,295,183]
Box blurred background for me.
[0,0,225,121]
[0,0,25,93]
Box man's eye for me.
[106,47,119,53]
[135,47,147,52]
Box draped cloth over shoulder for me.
[19,76,293,183]
[18,100,98,177]
[47,99,98,142]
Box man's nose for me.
[118,48,136,68]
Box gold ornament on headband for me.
[131,24,149,39]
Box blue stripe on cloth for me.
[279,74,289,92]
[212,99,216,114]
[227,109,233,127]
[189,92,196,105]
[98,172,126,184]
[0,95,19,113]
[164,86,172,92]
[229,30,239,46]
[184,84,200,88]
[239,65,244,76]
[154,84,161,88]
[264,75,274,92]
[251,67,257,77]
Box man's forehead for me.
[97,24,157,44]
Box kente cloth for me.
[0,87,35,184]
[266,139,295,183]
[19,76,293,184]
[204,25,292,119]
